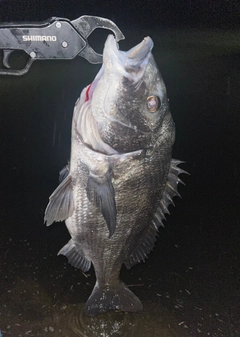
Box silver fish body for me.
[45,35,185,316]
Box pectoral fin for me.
[87,171,116,237]
[44,175,74,226]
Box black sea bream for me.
[45,35,186,316]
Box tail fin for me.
[84,282,143,316]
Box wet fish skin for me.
[45,34,185,316]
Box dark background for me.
[0,1,239,336]
[0,0,240,29]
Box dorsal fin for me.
[125,159,187,268]
[124,222,158,269]
[152,159,188,229]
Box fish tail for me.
[84,281,143,316]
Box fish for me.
[44,34,186,316]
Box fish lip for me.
[127,36,154,64]
[103,34,154,73]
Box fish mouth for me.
[126,36,154,68]
[103,34,154,80]
[93,35,154,134]
[79,35,155,156]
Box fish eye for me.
[146,95,160,113]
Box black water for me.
[0,28,239,336]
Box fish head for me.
[77,34,175,154]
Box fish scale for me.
[44,34,186,316]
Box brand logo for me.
[22,35,57,42]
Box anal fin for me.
[58,239,91,272]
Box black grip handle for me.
[0,16,125,75]
[0,57,34,75]
[0,18,86,61]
